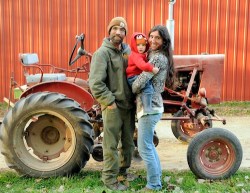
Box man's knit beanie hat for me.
[107,17,128,34]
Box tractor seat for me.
[20,53,66,84]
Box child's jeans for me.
[127,75,154,113]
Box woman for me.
[132,25,175,191]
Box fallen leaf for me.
[25,188,33,192]
[35,178,42,183]
[62,177,67,181]
[241,188,247,193]
[197,179,206,183]
[176,177,183,184]
[163,176,171,183]
[117,175,126,182]
[173,186,183,193]
[123,180,130,187]
[167,183,176,190]
[41,188,48,193]
[58,185,64,192]
[83,188,91,192]
[236,183,244,187]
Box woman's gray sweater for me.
[132,50,168,118]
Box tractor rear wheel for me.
[171,110,212,143]
[187,128,242,179]
[0,92,94,178]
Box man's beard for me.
[110,35,123,45]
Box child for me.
[126,32,159,113]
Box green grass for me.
[209,101,250,116]
[0,169,249,192]
[0,102,8,117]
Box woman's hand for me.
[152,67,160,74]
[132,72,154,94]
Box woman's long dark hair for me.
[148,25,175,89]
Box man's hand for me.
[107,102,117,109]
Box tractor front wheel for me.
[187,128,242,179]
[0,92,94,178]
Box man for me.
[89,17,136,191]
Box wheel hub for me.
[25,114,72,160]
[41,126,60,144]
[205,146,222,162]
[201,141,230,169]
[92,144,103,162]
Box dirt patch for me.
[83,138,190,172]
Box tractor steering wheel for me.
[68,33,87,66]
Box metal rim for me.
[179,111,206,138]
[13,110,76,171]
[199,139,235,175]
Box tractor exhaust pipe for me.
[167,0,176,50]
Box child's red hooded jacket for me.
[126,32,153,78]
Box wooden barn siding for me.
[0,0,249,102]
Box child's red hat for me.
[136,34,147,45]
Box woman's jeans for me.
[137,113,163,190]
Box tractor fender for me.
[20,81,94,111]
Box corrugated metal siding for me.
[173,0,250,101]
[0,0,249,102]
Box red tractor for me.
[0,33,242,180]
